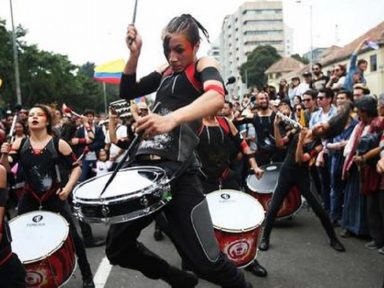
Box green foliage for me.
[239,45,281,89]
[291,53,309,64]
[0,18,118,113]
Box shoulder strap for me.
[216,117,230,135]
[46,137,59,159]
[19,137,30,155]
[185,62,203,93]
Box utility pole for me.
[10,0,22,105]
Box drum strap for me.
[25,183,59,208]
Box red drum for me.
[206,190,265,268]
[247,163,302,219]
[9,211,76,288]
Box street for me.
[63,207,383,288]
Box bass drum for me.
[247,162,302,219]
[206,190,265,268]
[10,211,76,288]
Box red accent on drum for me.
[214,226,261,267]
[23,234,76,288]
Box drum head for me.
[246,163,282,194]
[74,166,165,200]
[9,211,69,263]
[207,190,265,232]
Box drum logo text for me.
[220,193,231,200]
[32,215,43,223]
[26,271,44,286]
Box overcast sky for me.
[0,0,383,76]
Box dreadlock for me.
[162,14,210,47]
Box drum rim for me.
[9,211,70,263]
[245,162,282,194]
[73,166,168,202]
[207,189,265,232]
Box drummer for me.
[105,14,253,288]
[196,114,268,277]
[258,105,350,253]
[0,164,25,287]
[0,104,95,288]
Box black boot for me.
[330,238,346,252]
[162,265,198,288]
[245,260,268,277]
[258,236,269,251]
[82,276,95,288]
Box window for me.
[370,54,377,72]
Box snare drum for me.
[9,211,76,288]
[206,190,265,268]
[246,163,302,219]
[73,166,171,224]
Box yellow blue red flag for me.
[94,59,125,84]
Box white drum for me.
[10,211,76,288]
[206,190,265,268]
[73,166,171,224]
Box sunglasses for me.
[296,108,302,111]
[317,96,325,100]
[303,98,312,102]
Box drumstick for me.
[128,0,139,45]
[7,112,18,144]
[99,101,160,197]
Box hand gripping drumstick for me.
[128,0,139,45]
[62,103,82,118]
[99,101,160,197]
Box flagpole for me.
[103,82,107,114]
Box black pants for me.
[317,154,331,213]
[0,253,26,288]
[18,193,93,279]
[263,166,337,242]
[106,163,247,288]
[366,191,384,247]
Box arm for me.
[227,119,263,179]
[273,117,284,149]
[56,140,82,201]
[0,165,7,242]
[136,57,226,137]
[120,26,163,100]
[0,138,22,172]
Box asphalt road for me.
[62,207,383,288]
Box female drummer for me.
[196,114,268,277]
[258,105,350,253]
[106,14,252,288]
[0,164,25,287]
[0,104,95,288]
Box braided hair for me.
[162,14,210,58]
[163,14,210,45]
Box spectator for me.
[312,63,329,90]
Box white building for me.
[219,0,285,99]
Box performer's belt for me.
[0,246,12,266]
[138,154,163,161]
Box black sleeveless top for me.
[120,63,218,162]
[254,112,276,153]
[283,133,321,170]
[197,121,236,179]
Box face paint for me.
[163,33,197,72]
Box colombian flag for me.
[94,59,125,84]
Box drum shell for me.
[214,226,262,268]
[23,235,76,288]
[246,163,302,219]
[73,166,171,224]
[9,211,76,288]
[206,190,265,268]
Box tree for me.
[0,18,111,113]
[291,53,309,64]
[239,45,281,90]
